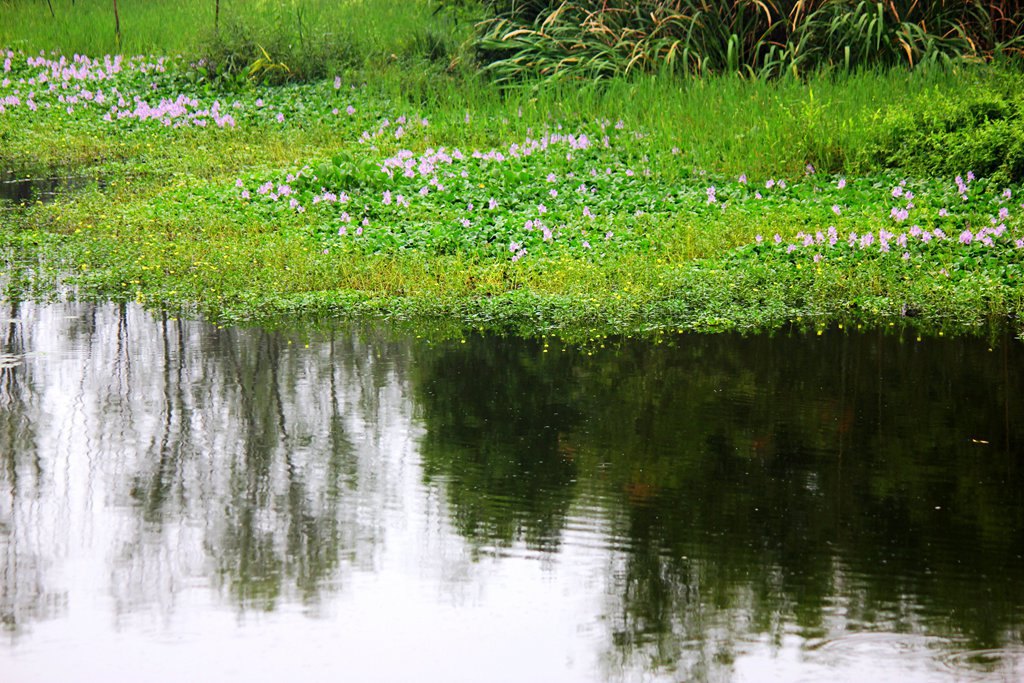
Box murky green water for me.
[1,301,1022,682]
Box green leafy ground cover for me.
[1,44,1023,338]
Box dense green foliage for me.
[467,0,1024,82]
[1,2,1023,337]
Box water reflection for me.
[0,302,1022,682]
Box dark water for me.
[1,301,1022,682]
[0,171,97,204]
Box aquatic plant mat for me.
[2,48,1023,339]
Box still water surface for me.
[1,301,1022,682]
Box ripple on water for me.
[801,633,1023,682]
[940,647,1024,677]
[0,352,22,369]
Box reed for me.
[466,0,1024,82]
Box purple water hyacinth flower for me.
[967,171,975,181]
[860,233,874,248]
[837,178,846,189]
[538,204,547,214]
[832,204,841,215]
[995,223,1007,237]
[1016,239,1024,248]
[338,225,347,236]
[982,236,994,246]
[815,231,825,244]
[766,179,775,189]
[706,186,717,204]
[802,234,814,247]
[334,76,342,89]
[546,173,557,182]
[542,227,553,241]
[605,231,613,240]
[786,244,798,253]
[897,233,907,247]
[582,240,591,249]
[396,194,408,207]
[805,163,815,175]
[488,198,498,210]
[739,174,747,184]
[755,234,763,243]
[509,241,521,253]
[549,189,558,197]
[382,190,392,205]
[813,253,823,263]
[755,191,763,199]
[892,186,904,198]
[583,206,595,219]
[778,179,787,189]
[999,207,1010,220]
[939,208,949,217]
[934,228,946,239]
[235,178,244,188]
[959,230,973,244]
[240,190,250,200]
[276,113,284,123]
[332,108,339,115]
[890,207,909,222]
[921,231,932,243]
[346,105,355,115]
[902,252,910,260]
[524,219,534,231]
[671,147,681,155]
[460,218,471,228]
[774,234,783,244]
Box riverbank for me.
[2,49,1023,339]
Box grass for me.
[1,5,1023,339]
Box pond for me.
[1,301,1022,682]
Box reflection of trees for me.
[0,300,62,636]
[413,335,578,554]
[574,331,1024,679]
[411,328,1024,679]
[0,302,414,633]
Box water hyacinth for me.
[93,52,1001,271]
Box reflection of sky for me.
[0,303,617,682]
[0,302,1021,682]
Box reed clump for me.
[462,0,1024,82]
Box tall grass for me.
[0,0,471,78]
[361,59,1017,177]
